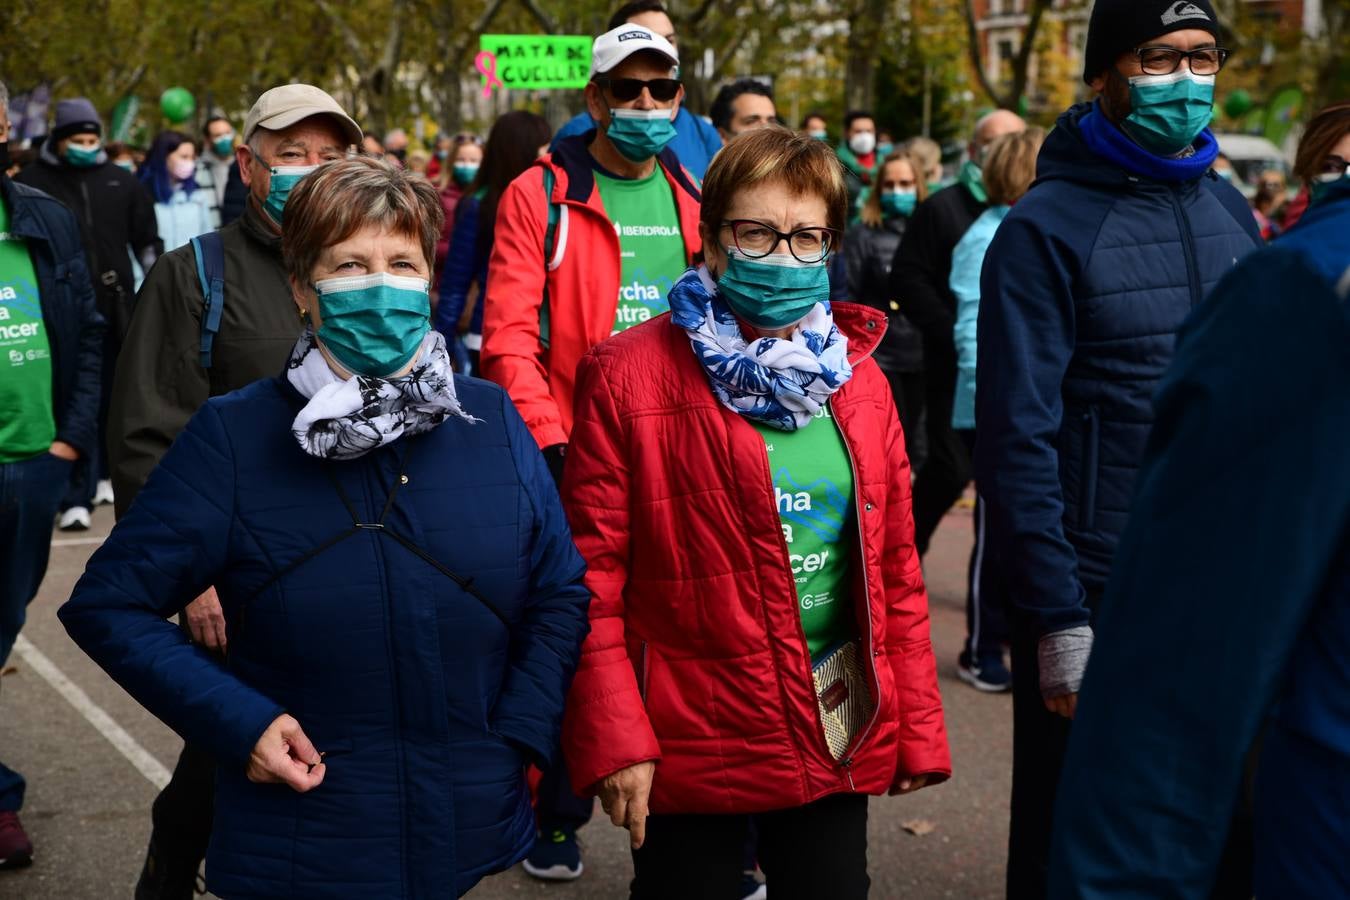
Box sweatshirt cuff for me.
[1037,625,1093,700]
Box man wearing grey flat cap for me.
[105,84,361,900]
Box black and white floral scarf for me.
[286,328,477,460]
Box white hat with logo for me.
[589,24,679,77]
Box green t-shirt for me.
[755,404,857,659]
[0,198,55,463]
[594,167,686,334]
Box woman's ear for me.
[290,275,314,321]
[700,221,724,278]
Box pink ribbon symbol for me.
[476,51,503,98]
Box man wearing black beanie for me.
[972,0,1263,896]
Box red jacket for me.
[561,304,951,814]
[480,136,703,449]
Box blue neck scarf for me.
[668,266,853,432]
[1079,100,1218,183]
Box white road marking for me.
[50,537,106,547]
[12,635,170,790]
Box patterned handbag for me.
[811,639,876,760]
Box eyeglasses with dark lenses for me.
[722,220,839,264]
[597,76,682,103]
[1133,46,1230,76]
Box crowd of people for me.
[0,0,1347,897]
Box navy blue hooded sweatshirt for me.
[974,101,1260,638]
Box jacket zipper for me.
[834,403,881,787]
[79,180,94,230]
[756,399,882,792]
[1170,186,1202,308]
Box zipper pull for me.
[841,758,856,791]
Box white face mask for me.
[848,132,876,156]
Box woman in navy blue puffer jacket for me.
[60,157,590,899]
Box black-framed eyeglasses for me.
[1319,155,1349,178]
[594,76,682,103]
[1133,46,1230,76]
[721,219,839,264]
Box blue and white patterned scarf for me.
[668,266,852,432]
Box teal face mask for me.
[605,108,678,163]
[452,163,479,187]
[809,129,828,142]
[881,189,917,218]
[1310,172,1350,206]
[1124,71,1215,157]
[313,272,431,377]
[958,159,987,204]
[263,165,318,224]
[1215,169,1235,182]
[212,135,235,157]
[876,142,895,158]
[65,143,102,167]
[716,249,830,330]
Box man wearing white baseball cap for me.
[480,22,703,884]
[107,83,361,899]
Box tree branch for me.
[962,0,1005,107]
[314,0,369,67]
[1009,0,1052,105]
[519,0,560,35]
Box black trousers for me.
[911,356,970,557]
[957,430,1009,660]
[1007,619,1254,899]
[883,367,927,476]
[535,760,595,832]
[137,741,214,900]
[631,793,870,900]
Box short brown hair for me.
[1294,102,1350,185]
[700,126,848,237]
[982,127,1046,207]
[282,155,444,287]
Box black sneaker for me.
[957,650,1012,693]
[134,833,202,900]
[522,827,583,881]
[740,870,767,899]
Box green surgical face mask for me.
[809,129,828,142]
[716,249,830,330]
[881,189,917,218]
[605,108,678,163]
[212,134,235,157]
[452,163,479,186]
[1124,71,1215,157]
[263,165,318,225]
[1310,172,1350,206]
[65,143,102,167]
[313,272,431,377]
[958,159,987,204]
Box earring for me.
[297,307,309,324]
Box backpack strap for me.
[189,232,226,369]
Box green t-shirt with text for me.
[594,167,686,334]
[755,404,857,659]
[0,198,55,463]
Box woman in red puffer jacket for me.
[561,129,950,900]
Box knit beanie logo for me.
[1161,2,1211,26]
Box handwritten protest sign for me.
[477,35,592,94]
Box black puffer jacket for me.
[842,216,923,373]
[15,141,160,339]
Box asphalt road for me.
[0,496,1011,900]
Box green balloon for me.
[160,87,196,124]
[1224,89,1253,120]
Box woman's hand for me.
[1044,693,1078,720]
[247,714,326,792]
[597,761,656,849]
[889,774,933,796]
[48,441,79,461]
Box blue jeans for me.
[0,450,72,811]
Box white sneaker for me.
[58,507,92,531]
[93,479,115,507]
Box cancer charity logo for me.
[0,231,49,370]
[594,167,686,334]
[755,405,857,659]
